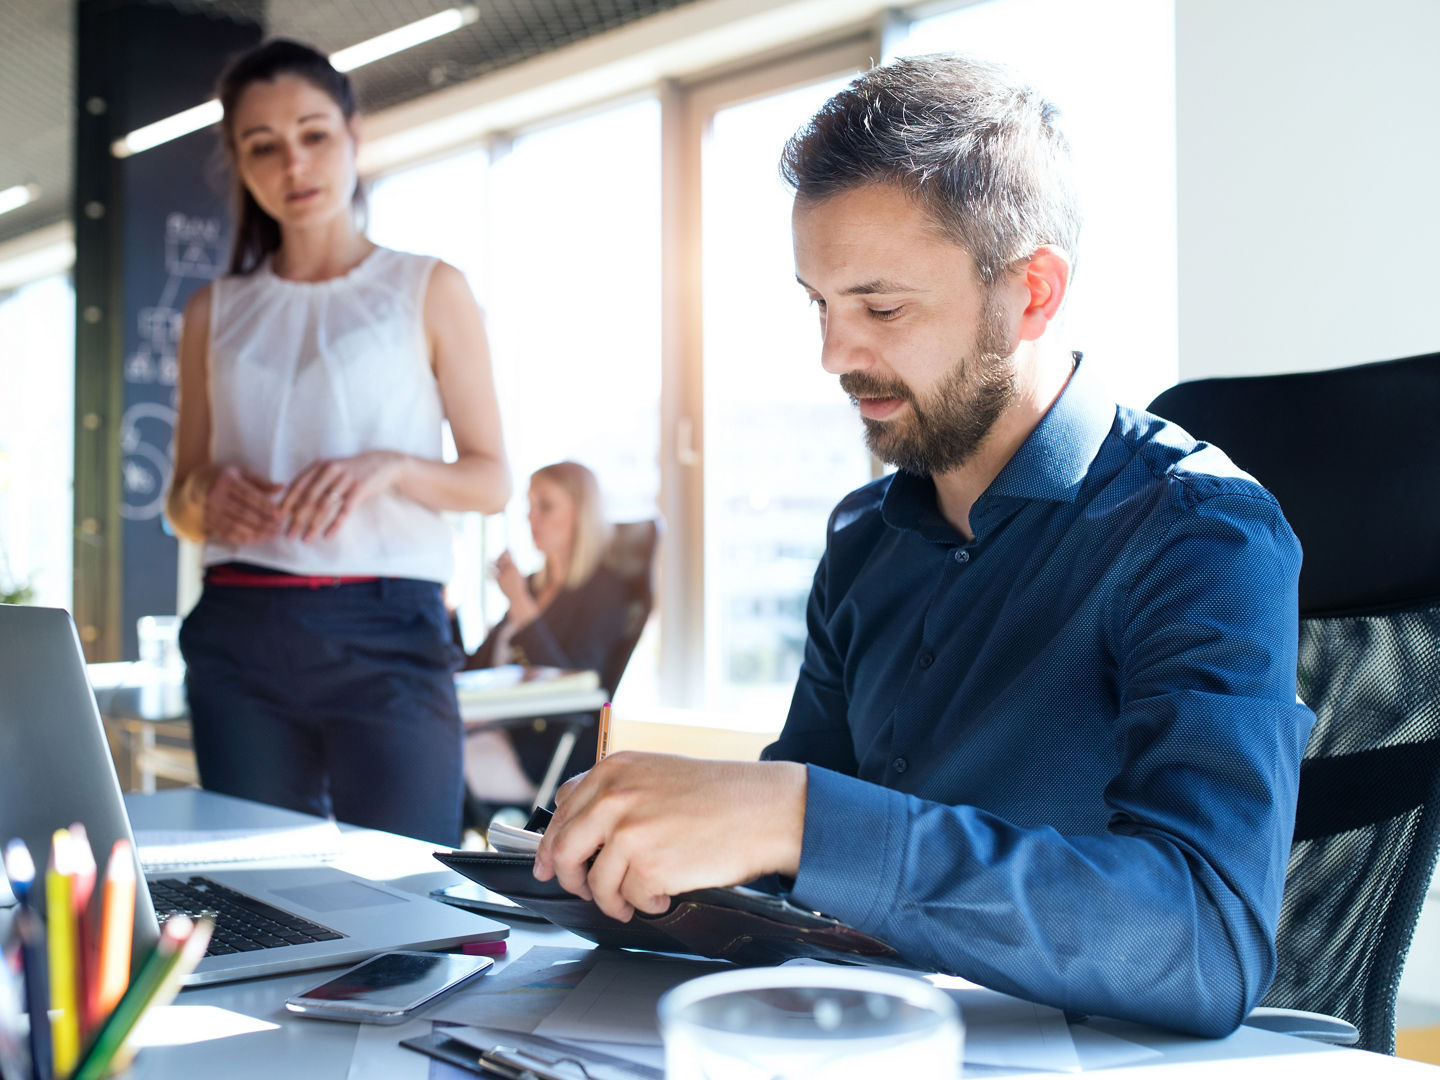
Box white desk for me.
[120,791,1440,1079]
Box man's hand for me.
[202,465,283,545]
[280,450,405,542]
[532,752,807,922]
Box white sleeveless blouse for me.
[203,246,453,583]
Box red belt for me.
[205,567,381,589]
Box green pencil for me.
[70,915,209,1080]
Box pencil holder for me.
[4,830,211,1080]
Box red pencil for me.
[67,824,100,1044]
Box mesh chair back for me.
[1148,350,1440,1054]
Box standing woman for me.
[165,39,510,846]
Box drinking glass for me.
[136,614,184,715]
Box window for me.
[369,148,493,646]
[891,0,1179,407]
[0,273,75,608]
[698,68,874,716]
[368,101,664,701]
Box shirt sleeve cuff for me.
[790,765,907,932]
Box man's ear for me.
[1014,246,1071,343]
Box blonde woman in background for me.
[462,462,629,813]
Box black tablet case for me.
[433,850,904,967]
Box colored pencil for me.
[3,840,50,1080]
[2,841,34,910]
[67,824,99,1046]
[46,828,82,1078]
[0,928,29,1080]
[595,701,612,763]
[90,839,136,1032]
[72,916,211,1080]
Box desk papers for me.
[531,954,730,1045]
[133,823,345,872]
[378,946,1162,1079]
[454,666,600,706]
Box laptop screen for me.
[0,605,162,968]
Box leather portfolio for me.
[432,849,903,967]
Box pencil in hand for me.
[595,701,612,763]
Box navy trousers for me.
[179,576,464,846]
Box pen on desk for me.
[595,701,612,763]
[46,828,82,1078]
[4,840,51,1080]
[91,840,135,1025]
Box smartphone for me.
[284,950,494,1024]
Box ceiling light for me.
[0,183,40,216]
[330,6,478,72]
[112,100,223,159]
[110,5,480,159]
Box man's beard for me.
[840,299,1017,476]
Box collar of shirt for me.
[880,352,1116,545]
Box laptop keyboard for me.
[149,876,346,956]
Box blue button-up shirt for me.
[763,358,1314,1037]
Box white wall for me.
[1175,0,1440,379]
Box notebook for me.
[0,604,507,985]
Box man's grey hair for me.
[780,53,1082,285]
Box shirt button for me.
[918,651,934,669]
[953,548,970,564]
[892,757,908,774]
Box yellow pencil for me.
[595,701,612,762]
[46,828,81,1078]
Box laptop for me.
[0,604,507,985]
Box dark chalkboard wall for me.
[75,1,263,659]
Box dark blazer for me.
[462,565,630,784]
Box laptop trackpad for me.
[271,881,405,912]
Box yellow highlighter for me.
[46,828,81,1078]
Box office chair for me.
[1148,350,1440,1055]
[466,517,662,815]
[525,517,662,805]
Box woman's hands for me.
[278,450,406,542]
[189,451,411,546]
[493,551,541,627]
[198,464,284,545]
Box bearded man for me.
[534,53,1313,1039]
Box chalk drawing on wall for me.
[120,212,223,521]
